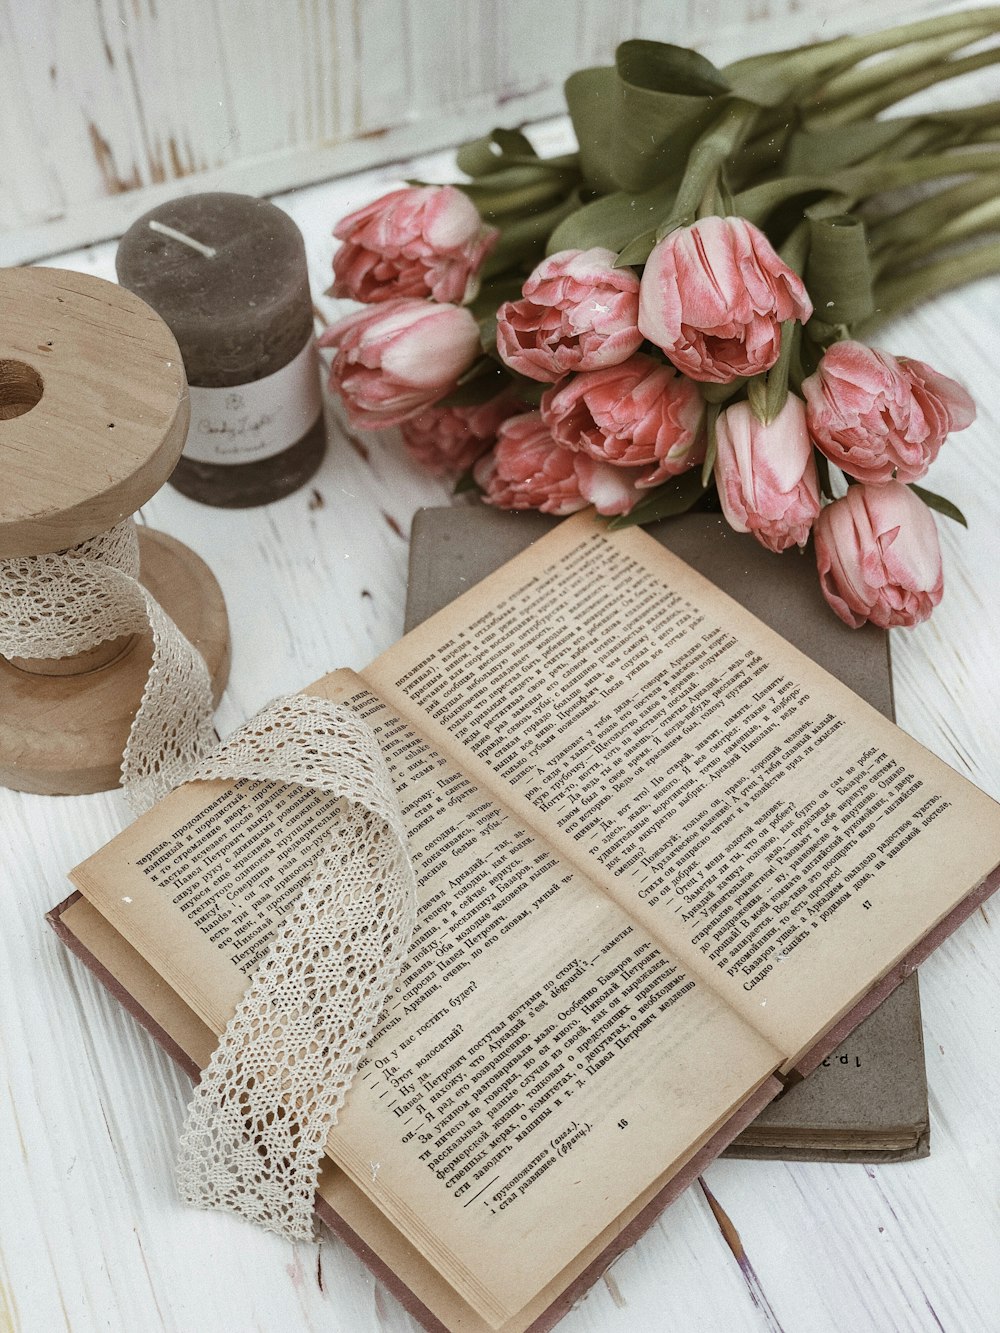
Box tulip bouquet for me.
[321,8,1000,628]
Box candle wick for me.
[148,219,217,259]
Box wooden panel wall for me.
[0,0,935,264]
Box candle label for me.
[184,338,322,465]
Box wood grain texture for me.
[0,0,936,263]
[0,267,187,557]
[4,11,1000,1331]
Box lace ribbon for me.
[4,528,414,1236]
[0,519,217,812]
[176,694,417,1241]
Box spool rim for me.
[0,267,189,558]
[0,526,229,797]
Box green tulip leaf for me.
[611,41,729,191]
[615,228,659,268]
[723,47,838,108]
[700,378,748,405]
[456,165,576,196]
[805,215,875,325]
[607,468,709,530]
[908,483,968,527]
[814,449,834,500]
[546,182,676,257]
[565,67,621,194]
[438,358,510,407]
[747,320,797,423]
[492,127,537,157]
[784,119,919,177]
[654,212,695,242]
[457,166,577,219]
[701,404,720,488]
[734,173,829,226]
[484,193,581,278]
[454,467,481,495]
[803,191,856,224]
[722,32,905,108]
[467,273,529,350]
[456,128,551,178]
[468,275,525,320]
[507,375,546,408]
[619,40,730,99]
[723,53,802,108]
[747,375,770,422]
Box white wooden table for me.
[3,128,1000,1333]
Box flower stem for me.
[483,193,582,278]
[866,173,1000,254]
[669,100,759,228]
[700,378,747,405]
[858,243,1000,335]
[932,99,1000,129]
[809,42,1000,127]
[831,148,1000,196]
[723,7,1000,107]
[779,222,811,276]
[878,196,1000,271]
[820,6,1000,61]
[807,27,993,108]
[737,150,1000,225]
[748,320,799,424]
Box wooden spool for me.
[0,267,231,796]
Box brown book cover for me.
[405,506,929,1161]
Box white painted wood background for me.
[0,0,936,263]
[3,4,1000,1332]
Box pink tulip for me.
[473,412,643,517]
[802,341,976,484]
[474,414,586,515]
[574,455,645,516]
[330,185,498,305]
[638,216,813,383]
[714,397,821,553]
[540,353,705,488]
[813,481,943,629]
[399,391,522,476]
[496,247,642,382]
[319,299,481,429]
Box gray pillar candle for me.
[116,193,325,507]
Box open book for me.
[405,506,930,1162]
[58,511,1000,1333]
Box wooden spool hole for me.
[0,359,44,422]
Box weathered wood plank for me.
[1,0,939,261]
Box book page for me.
[364,512,1000,1067]
[53,893,778,1333]
[71,670,779,1326]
